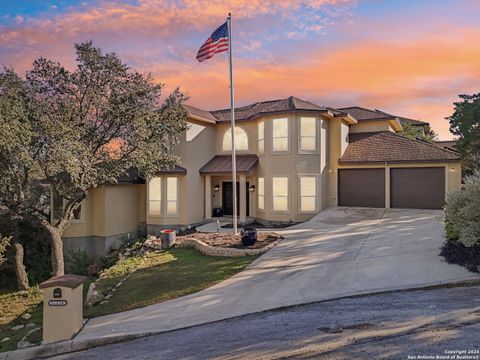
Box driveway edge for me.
[1,278,478,360]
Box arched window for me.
[222,127,249,151]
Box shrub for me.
[445,171,480,247]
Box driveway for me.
[76,207,478,342]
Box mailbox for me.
[39,274,87,344]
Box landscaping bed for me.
[440,240,480,273]
[178,232,283,250]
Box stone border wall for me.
[175,237,279,257]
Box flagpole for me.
[227,13,238,235]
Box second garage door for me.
[338,168,385,208]
[390,167,445,209]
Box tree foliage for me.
[0,41,188,276]
[447,93,480,171]
[445,171,480,247]
[398,123,438,143]
[0,235,10,266]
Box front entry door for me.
[222,182,249,216]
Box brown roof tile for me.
[199,155,258,174]
[339,106,429,127]
[339,132,461,164]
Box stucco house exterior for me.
[58,96,462,259]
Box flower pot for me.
[160,229,176,248]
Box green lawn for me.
[0,248,256,352]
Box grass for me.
[0,288,43,352]
[85,248,256,317]
[0,247,256,351]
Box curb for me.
[1,278,478,360]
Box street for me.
[54,284,480,359]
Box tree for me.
[399,123,438,143]
[0,69,43,289]
[447,93,480,172]
[23,42,188,275]
[0,235,10,267]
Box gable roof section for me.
[339,131,461,164]
[182,104,217,123]
[199,155,258,174]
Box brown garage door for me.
[390,167,445,209]
[338,169,385,208]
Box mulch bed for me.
[440,240,480,273]
[177,232,283,250]
[221,221,298,229]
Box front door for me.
[222,181,249,216]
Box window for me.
[272,177,289,211]
[300,117,316,152]
[148,177,162,215]
[272,118,288,152]
[166,177,178,215]
[300,176,316,212]
[222,126,248,151]
[51,191,83,222]
[258,121,264,154]
[258,177,265,210]
[186,122,205,142]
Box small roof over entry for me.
[199,155,258,175]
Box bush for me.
[445,171,480,247]
[440,240,480,273]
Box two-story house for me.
[58,96,462,259]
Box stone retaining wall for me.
[175,237,278,257]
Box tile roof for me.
[339,132,461,164]
[185,96,345,123]
[433,140,457,151]
[155,165,187,175]
[339,106,429,127]
[199,155,258,174]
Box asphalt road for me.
[54,284,480,360]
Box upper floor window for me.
[258,121,264,154]
[272,118,288,152]
[51,191,83,223]
[299,117,316,153]
[148,177,162,215]
[222,126,249,152]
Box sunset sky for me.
[1,0,479,139]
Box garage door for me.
[338,169,385,208]
[390,167,445,209]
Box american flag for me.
[196,22,229,62]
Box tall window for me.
[52,192,82,221]
[223,126,248,151]
[272,118,288,152]
[272,177,289,211]
[149,177,162,215]
[258,177,265,210]
[166,177,178,215]
[300,117,316,153]
[258,121,264,154]
[300,176,316,212]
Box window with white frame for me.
[300,176,316,212]
[258,121,264,154]
[299,117,316,153]
[258,177,265,210]
[148,177,162,215]
[222,126,249,151]
[166,177,178,215]
[272,177,289,211]
[272,118,288,152]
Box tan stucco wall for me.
[327,118,350,207]
[63,184,145,239]
[147,119,216,227]
[349,120,394,133]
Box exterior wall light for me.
[449,168,455,172]
[213,185,220,191]
[249,185,256,192]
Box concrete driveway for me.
[76,207,478,342]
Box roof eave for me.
[187,114,217,124]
